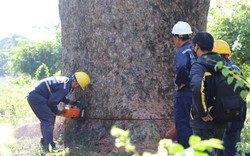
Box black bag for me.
[204,69,248,123]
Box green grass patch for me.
[0,79,36,127]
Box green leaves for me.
[221,68,229,77]
[190,136,223,152]
[4,38,61,79]
[189,135,201,147]
[227,76,234,85]
[216,61,250,100]
[214,61,223,72]
[111,127,224,156]
[110,126,139,156]
[34,63,50,80]
[208,0,250,77]
[168,143,184,155]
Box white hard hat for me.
[171,21,192,35]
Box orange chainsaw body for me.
[63,105,81,118]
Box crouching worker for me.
[27,71,91,152]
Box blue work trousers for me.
[27,92,56,150]
[174,95,193,148]
[217,123,243,156]
[192,127,226,156]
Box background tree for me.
[4,35,62,79]
[0,38,8,76]
[0,35,28,76]
[59,0,211,145]
[208,0,250,76]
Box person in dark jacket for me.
[171,21,196,148]
[212,40,247,156]
[190,32,228,156]
[27,71,91,152]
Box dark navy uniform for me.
[190,52,228,156]
[174,41,195,148]
[27,76,72,150]
[217,60,247,156]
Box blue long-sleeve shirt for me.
[28,76,72,113]
[175,41,195,90]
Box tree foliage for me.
[0,35,29,76]
[111,126,223,156]
[207,0,250,76]
[4,35,61,79]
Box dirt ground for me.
[84,138,158,154]
[15,117,176,155]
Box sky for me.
[0,0,216,41]
[0,0,60,40]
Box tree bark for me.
[59,0,210,144]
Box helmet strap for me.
[71,74,76,81]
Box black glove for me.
[55,110,64,116]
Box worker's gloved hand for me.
[55,110,64,116]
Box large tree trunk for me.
[59,0,210,145]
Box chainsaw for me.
[62,101,85,118]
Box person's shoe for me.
[40,138,44,146]
[52,147,63,153]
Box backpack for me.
[203,66,249,123]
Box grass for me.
[0,78,35,127]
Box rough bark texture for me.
[59,0,210,145]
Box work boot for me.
[40,138,48,152]
[52,146,63,153]
[40,138,44,147]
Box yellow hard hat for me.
[212,40,231,55]
[74,72,90,90]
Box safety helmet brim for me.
[74,72,91,90]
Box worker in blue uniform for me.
[212,40,247,156]
[27,71,91,152]
[171,21,196,148]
